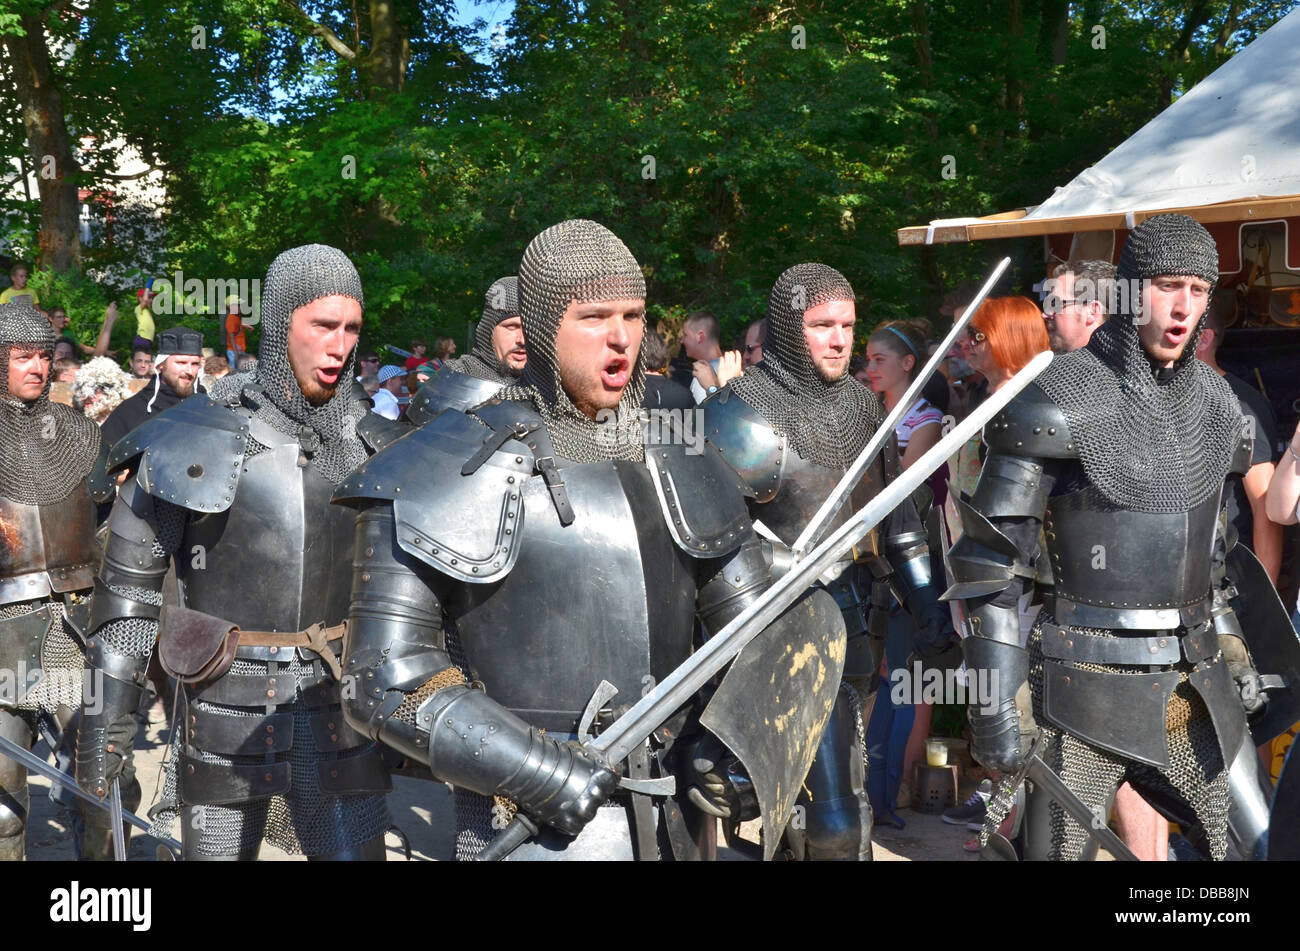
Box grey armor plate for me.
[0,484,97,605]
[407,368,503,427]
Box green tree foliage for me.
[2,0,1292,355]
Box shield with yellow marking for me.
[701,586,846,860]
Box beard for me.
[294,367,340,406]
[812,358,849,385]
[497,354,525,379]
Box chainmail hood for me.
[1035,214,1240,513]
[495,220,647,462]
[442,276,520,384]
[0,300,101,504]
[727,263,882,469]
[206,244,368,485]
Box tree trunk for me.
[358,1,408,96]
[3,12,81,272]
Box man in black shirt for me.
[99,327,204,453]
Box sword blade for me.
[110,778,126,861]
[791,256,1011,557]
[0,731,178,849]
[590,349,1053,766]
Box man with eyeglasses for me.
[741,319,765,367]
[1041,259,1114,354]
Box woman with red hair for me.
[939,296,1048,848]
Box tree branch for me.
[279,0,358,61]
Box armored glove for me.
[1219,633,1268,717]
[686,732,759,820]
[424,685,620,837]
[76,637,150,800]
[502,734,621,836]
[963,633,1037,772]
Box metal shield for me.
[1226,542,1300,744]
[701,587,846,860]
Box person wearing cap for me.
[370,364,404,420]
[99,326,204,453]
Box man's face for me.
[53,340,76,362]
[743,323,764,367]
[10,268,28,290]
[6,346,50,400]
[358,355,380,378]
[492,315,527,373]
[383,374,404,394]
[130,351,154,378]
[1043,271,1101,354]
[1136,275,1212,368]
[48,309,69,331]
[802,299,856,384]
[286,295,363,406]
[554,298,644,419]
[159,354,203,397]
[681,323,711,361]
[413,344,427,357]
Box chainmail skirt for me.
[0,598,85,712]
[151,653,390,857]
[982,615,1230,860]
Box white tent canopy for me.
[1026,7,1300,221]
[898,8,1300,245]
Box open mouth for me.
[317,365,342,384]
[600,357,629,389]
[1163,325,1190,347]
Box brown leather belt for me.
[235,621,347,681]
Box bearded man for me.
[407,276,527,425]
[334,220,846,860]
[0,301,106,860]
[703,263,958,860]
[77,245,404,860]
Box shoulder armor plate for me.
[982,383,1077,459]
[333,409,533,584]
[646,430,753,558]
[354,410,411,454]
[106,395,249,514]
[702,388,784,502]
[407,369,503,427]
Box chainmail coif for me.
[727,263,883,469]
[1034,214,1241,514]
[206,244,368,486]
[495,220,647,463]
[442,276,520,384]
[0,300,101,504]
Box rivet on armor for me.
[451,558,458,565]
[1152,683,1160,690]
[471,566,479,573]
[516,457,523,464]
[330,734,338,743]
[1032,427,1041,435]
[508,476,515,484]
[265,737,274,746]
[267,725,274,733]
[267,773,275,782]
[270,677,277,685]
[1063,676,1070,686]
[267,689,276,698]
[269,646,278,654]
[361,573,371,582]
[1066,640,1073,648]
[507,512,515,519]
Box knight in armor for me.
[334,219,846,860]
[945,214,1264,860]
[702,263,959,860]
[76,245,403,860]
[407,276,526,425]
[0,300,106,860]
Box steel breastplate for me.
[178,437,355,632]
[756,447,883,548]
[1043,486,1219,611]
[448,459,697,733]
[0,481,97,605]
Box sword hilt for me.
[474,813,539,862]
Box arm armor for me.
[344,503,616,834]
[78,477,172,798]
[943,447,1055,771]
[882,498,957,661]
